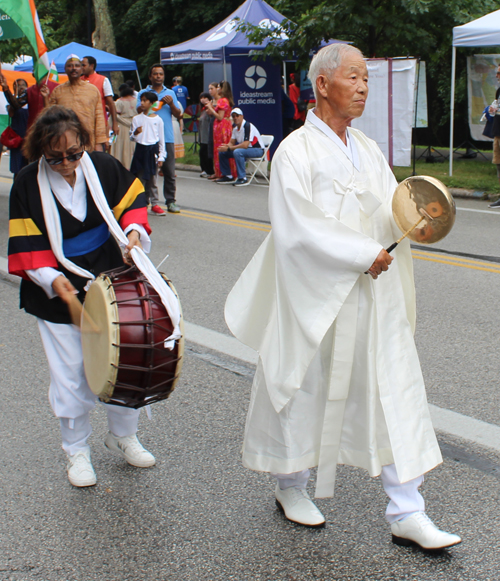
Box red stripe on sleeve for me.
[119,207,152,235]
[8,250,58,278]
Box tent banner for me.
[161,49,223,64]
[467,54,500,142]
[231,54,282,155]
[0,9,24,40]
[415,61,428,128]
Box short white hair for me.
[308,43,364,100]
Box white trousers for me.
[273,463,425,524]
[38,319,140,456]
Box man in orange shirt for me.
[82,55,119,139]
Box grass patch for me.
[175,147,200,166]
[394,153,499,195]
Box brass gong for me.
[390,175,456,249]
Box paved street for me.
[1,155,500,580]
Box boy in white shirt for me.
[130,91,166,216]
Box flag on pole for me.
[47,60,59,83]
[0,0,49,81]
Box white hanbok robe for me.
[225,111,442,498]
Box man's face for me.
[65,59,82,80]
[318,52,368,121]
[150,67,165,86]
[81,58,94,76]
[231,113,243,128]
[496,67,500,84]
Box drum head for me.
[392,175,456,244]
[81,275,119,399]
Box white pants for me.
[38,319,140,456]
[273,463,425,524]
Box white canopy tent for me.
[450,10,500,175]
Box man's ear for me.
[316,74,328,99]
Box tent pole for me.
[283,61,287,92]
[136,69,142,90]
[449,46,456,176]
[223,47,227,81]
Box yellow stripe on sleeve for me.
[112,178,145,221]
[9,218,42,237]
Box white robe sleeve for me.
[226,138,385,413]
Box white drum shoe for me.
[67,449,97,487]
[104,432,156,468]
[391,512,461,550]
[275,484,326,527]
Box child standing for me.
[130,91,166,216]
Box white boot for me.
[104,432,155,467]
[67,448,97,487]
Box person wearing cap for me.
[42,55,107,152]
[216,108,264,186]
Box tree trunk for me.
[92,0,123,90]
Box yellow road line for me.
[180,209,271,232]
[411,249,496,268]
[177,208,500,273]
[0,176,12,184]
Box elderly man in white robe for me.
[225,44,461,551]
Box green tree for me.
[241,0,499,145]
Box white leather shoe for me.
[104,432,156,468]
[67,449,97,487]
[391,512,461,550]
[275,484,325,527]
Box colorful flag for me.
[151,101,164,112]
[47,60,59,83]
[1,0,49,81]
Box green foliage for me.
[241,0,499,145]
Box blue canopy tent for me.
[15,42,141,87]
[160,0,287,71]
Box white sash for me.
[37,153,181,348]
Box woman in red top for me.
[205,81,237,179]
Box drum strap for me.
[37,153,182,348]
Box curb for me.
[175,163,201,173]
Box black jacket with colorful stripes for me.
[8,152,150,324]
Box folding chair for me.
[242,135,274,186]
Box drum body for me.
[81,265,184,408]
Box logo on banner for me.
[206,19,237,42]
[258,19,288,40]
[245,66,267,90]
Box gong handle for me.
[386,215,426,253]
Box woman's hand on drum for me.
[124,230,142,265]
[52,275,78,305]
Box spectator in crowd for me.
[198,92,214,178]
[172,76,190,111]
[205,82,219,179]
[173,102,185,159]
[43,55,107,152]
[10,72,58,131]
[110,83,138,170]
[281,84,296,138]
[288,72,306,130]
[216,108,264,187]
[125,79,139,99]
[204,80,236,180]
[0,76,29,177]
[137,64,182,214]
[81,56,119,139]
[130,91,166,217]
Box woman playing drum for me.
[8,105,156,487]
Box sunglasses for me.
[44,150,85,166]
